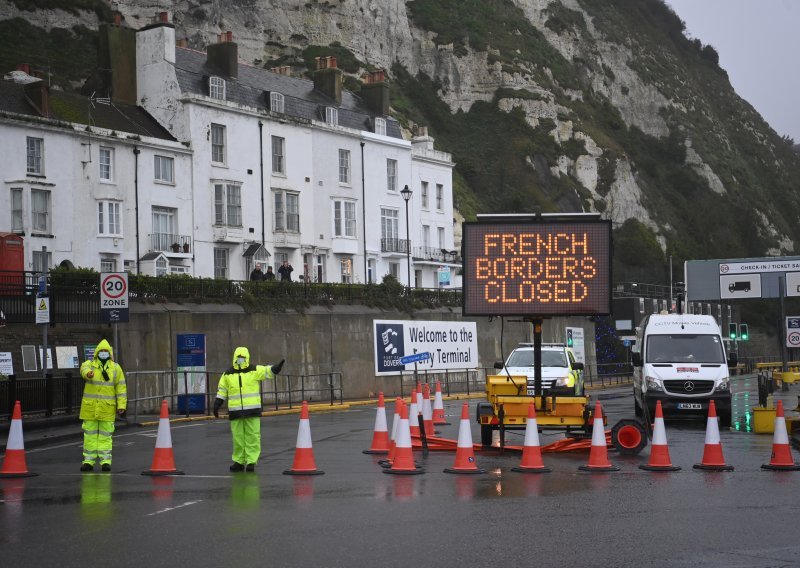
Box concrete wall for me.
[0,304,597,403]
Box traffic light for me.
[566,328,574,347]
[728,323,738,340]
[740,323,749,341]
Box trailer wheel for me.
[480,424,494,447]
[611,419,648,455]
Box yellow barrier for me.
[773,372,800,385]
[756,361,800,370]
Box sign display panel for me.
[462,221,611,316]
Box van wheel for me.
[480,424,494,447]
[634,391,643,417]
[719,411,731,429]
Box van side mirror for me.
[632,352,643,367]
[572,362,584,371]
[727,352,738,367]
[493,361,504,370]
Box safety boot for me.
[230,462,245,472]
[80,462,94,472]
[245,464,255,472]
[101,463,111,472]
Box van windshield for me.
[506,350,567,368]
[646,334,725,364]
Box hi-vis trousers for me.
[231,417,261,465]
[82,420,115,465]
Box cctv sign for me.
[462,220,611,316]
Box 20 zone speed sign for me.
[100,272,129,308]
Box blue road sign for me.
[400,352,430,365]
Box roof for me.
[140,252,166,261]
[0,79,175,141]
[174,48,403,139]
[242,243,270,258]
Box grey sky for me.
[667,0,800,142]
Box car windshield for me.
[646,334,725,364]
[506,350,568,368]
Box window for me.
[270,92,284,113]
[32,250,51,272]
[367,258,376,284]
[340,256,353,284]
[271,136,285,174]
[374,117,386,136]
[152,206,176,251]
[209,76,226,100]
[100,257,116,272]
[27,137,43,174]
[99,147,113,181]
[333,200,357,237]
[421,181,429,209]
[326,107,338,126]
[214,183,242,226]
[31,189,50,233]
[438,227,445,248]
[274,191,299,232]
[211,124,226,164]
[381,208,398,240]
[155,257,168,277]
[389,262,399,279]
[423,225,430,249]
[436,183,443,210]
[154,155,174,183]
[338,149,350,184]
[213,248,228,279]
[97,201,122,236]
[386,159,397,192]
[11,188,23,232]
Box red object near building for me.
[0,233,25,294]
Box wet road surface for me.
[2,376,800,568]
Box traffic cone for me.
[432,380,449,425]
[444,403,485,474]
[762,400,800,471]
[379,398,401,468]
[639,400,681,472]
[384,400,424,475]
[416,388,424,420]
[408,388,420,438]
[363,392,390,455]
[511,402,550,473]
[283,401,324,476]
[421,384,435,437]
[693,400,734,471]
[142,400,185,476]
[0,401,37,478]
[578,401,619,472]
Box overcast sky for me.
[667,0,800,142]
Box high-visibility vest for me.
[216,346,276,419]
[80,339,127,421]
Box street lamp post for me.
[401,184,412,289]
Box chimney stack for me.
[207,31,238,78]
[313,56,342,104]
[98,20,137,105]
[360,69,389,115]
[24,79,50,117]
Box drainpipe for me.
[360,140,367,283]
[258,121,265,247]
[133,145,141,274]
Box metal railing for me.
[381,237,409,253]
[0,373,84,419]
[151,233,192,253]
[398,368,485,397]
[412,246,460,263]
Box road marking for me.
[146,500,203,517]
[23,423,208,453]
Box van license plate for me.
[526,389,535,396]
[677,403,702,410]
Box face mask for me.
[98,352,110,361]
[236,357,246,366]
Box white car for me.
[498,343,584,396]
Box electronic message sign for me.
[462,220,611,316]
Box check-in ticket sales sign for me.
[462,221,612,316]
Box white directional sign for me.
[785,272,800,297]
[719,260,800,275]
[100,272,129,323]
[719,274,761,299]
[787,317,800,348]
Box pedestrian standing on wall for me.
[265,266,275,281]
[278,260,293,281]
[213,347,284,471]
[79,339,127,472]
[250,264,264,281]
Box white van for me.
[632,314,734,427]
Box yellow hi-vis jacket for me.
[216,347,277,420]
[79,339,127,421]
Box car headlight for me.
[554,376,570,387]
[715,378,730,392]
[645,376,663,392]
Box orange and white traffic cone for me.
[416,387,424,420]
[379,398,401,469]
[511,402,550,473]
[421,384,435,437]
[283,401,324,475]
[142,400,184,476]
[432,380,449,425]
[384,400,424,475]
[578,401,619,472]
[639,400,680,471]
[693,400,734,471]
[408,388,421,438]
[444,403,485,474]
[762,400,800,471]
[363,392,390,455]
[0,401,37,478]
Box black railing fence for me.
[0,373,84,419]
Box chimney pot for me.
[159,11,169,23]
[16,63,31,75]
[113,13,121,25]
[226,31,233,42]
[328,56,337,68]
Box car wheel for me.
[634,390,643,417]
[480,424,494,447]
[719,411,732,429]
